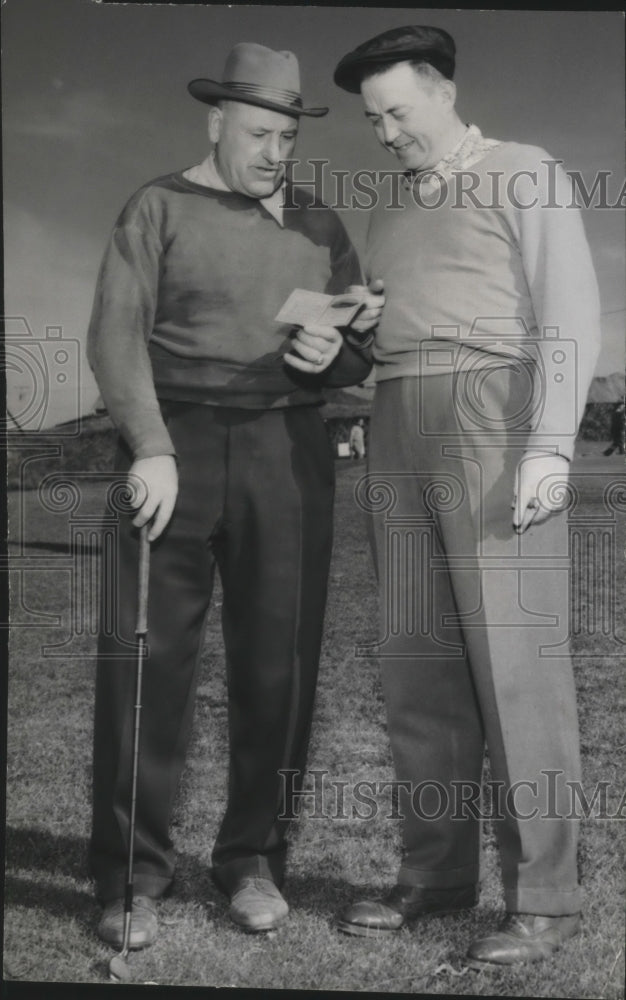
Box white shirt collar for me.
[183,153,285,227]
[403,124,501,191]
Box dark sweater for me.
[87,172,369,457]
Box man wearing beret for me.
[333,26,600,967]
[87,43,383,947]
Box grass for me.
[3,455,625,996]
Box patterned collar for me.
[403,124,501,191]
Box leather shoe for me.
[97,895,158,949]
[228,877,289,932]
[337,883,478,936]
[467,912,581,968]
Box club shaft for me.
[120,524,151,955]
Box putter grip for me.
[136,524,150,636]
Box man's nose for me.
[262,134,281,163]
[381,117,401,145]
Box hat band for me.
[224,80,304,108]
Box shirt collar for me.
[403,124,501,191]
[183,153,285,227]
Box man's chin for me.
[397,153,428,173]
[392,146,431,173]
[247,175,283,199]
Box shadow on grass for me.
[283,872,503,932]
[5,825,224,916]
[5,825,503,935]
[5,826,88,881]
[4,873,95,916]
[285,872,373,916]
[5,826,97,936]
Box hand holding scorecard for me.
[275,289,367,328]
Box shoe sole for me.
[465,919,580,970]
[337,919,400,937]
[466,955,547,971]
[337,905,473,937]
[466,956,511,971]
[230,913,288,934]
[466,940,575,971]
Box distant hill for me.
[587,372,624,403]
[321,385,374,418]
[323,372,624,416]
[7,372,624,489]
[28,371,626,430]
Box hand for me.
[347,278,385,335]
[283,324,343,373]
[512,452,570,534]
[128,455,178,541]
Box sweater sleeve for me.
[513,150,601,460]
[321,211,373,388]
[86,192,175,459]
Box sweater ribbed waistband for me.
[150,344,325,409]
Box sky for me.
[3,1,625,427]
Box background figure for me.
[349,418,366,459]
[603,401,625,455]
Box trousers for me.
[89,402,334,900]
[366,369,581,916]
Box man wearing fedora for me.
[87,42,383,947]
[332,26,600,967]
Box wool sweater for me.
[365,142,601,459]
[87,172,369,458]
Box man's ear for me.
[440,79,457,109]
[207,106,223,145]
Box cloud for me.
[5,87,141,141]
[4,203,101,427]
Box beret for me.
[334,25,456,93]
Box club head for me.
[109,953,133,983]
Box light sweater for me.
[365,141,601,459]
[87,172,369,458]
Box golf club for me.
[108,523,151,984]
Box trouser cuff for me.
[212,854,285,895]
[398,863,480,889]
[505,885,582,916]
[95,873,172,903]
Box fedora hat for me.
[334,25,456,93]
[188,42,328,118]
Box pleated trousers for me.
[90,401,334,900]
[367,368,581,916]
